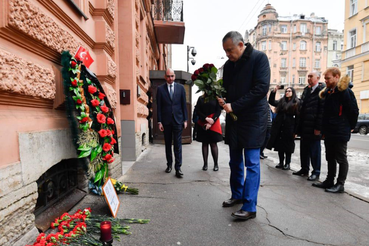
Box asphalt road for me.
[348,133,369,151]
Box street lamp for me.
[187,45,197,72]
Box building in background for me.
[0,0,184,245]
[246,4,328,98]
[341,0,369,113]
[327,29,344,68]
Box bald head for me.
[165,68,175,84]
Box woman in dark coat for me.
[193,95,223,171]
[267,86,300,170]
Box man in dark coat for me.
[312,67,358,193]
[294,71,325,181]
[217,31,270,220]
[157,68,188,178]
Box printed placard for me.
[102,177,120,218]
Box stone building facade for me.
[0,0,184,245]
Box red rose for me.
[106,129,112,136]
[76,99,82,104]
[209,63,215,68]
[194,69,200,75]
[96,113,106,124]
[203,63,210,70]
[191,74,197,81]
[71,79,78,87]
[88,85,97,94]
[80,117,89,123]
[91,99,99,107]
[199,68,204,73]
[103,154,112,161]
[110,137,116,145]
[98,92,106,100]
[107,157,115,163]
[100,105,109,113]
[103,143,112,152]
[107,118,114,125]
[111,130,115,134]
[98,129,107,138]
[71,61,77,68]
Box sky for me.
[172,0,345,74]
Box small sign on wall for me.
[102,177,120,218]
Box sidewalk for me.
[77,142,369,246]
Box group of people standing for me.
[156,30,359,222]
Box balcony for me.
[362,41,369,53]
[153,0,185,44]
[345,47,356,59]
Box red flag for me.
[75,46,94,68]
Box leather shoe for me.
[282,163,290,170]
[307,174,319,181]
[231,210,256,221]
[213,165,219,171]
[312,180,334,189]
[325,183,344,193]
[165,166,172,173]
[202,164,208,171]
[222,198,243,207]
[292,169,308,176]
[275,163,283,169]
[175,169,183,178]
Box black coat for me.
[319,76,359,142]
[297,84,325,140]
[267,91,300,153]
[222,43,270,149]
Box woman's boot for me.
[213,164,219,171]
[202,164,208,171]
[283,163,290,170]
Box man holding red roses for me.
[218,31,270,221]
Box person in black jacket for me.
[312,68,359,193]
[217,31,270,221]
[267,86,300,170]
[294,71,325,181]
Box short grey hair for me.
[310,70,321,78]
[222,31,244,45]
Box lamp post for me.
[187,45,197,72]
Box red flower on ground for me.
[98,92,106,100]
[98,129,108,138]
[71,79,78,87]
[80,117,89,123]
[107,117,114,125]
[88,85,97,94]
[90,99,99,107]
[96,113,106,124]
[76,99,82,105]
[103,143,112,152]
[100,105,109,113]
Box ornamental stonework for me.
[9,0,80,53]
[107,0,115,19]
[106,24,115,50]
[104,83,117,109]
[0,49,55,99]
[107,56,117,79]
[137,103,148,116]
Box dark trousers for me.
[260,127,271,155]
[163,121,183,171]
[278,151,291,164]
[324,140,348,185]
[300,138,321,175]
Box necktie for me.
[169,85,173,99]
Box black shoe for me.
[282,163,290,170]
[213,165,219,171]
[292,169,308,176]
[222,198,243,207]
[202,164,208,171]
[275,163,283,169]
[325,183,344,193]
[165,166,172,173]
[307,174,319,181]
[312,180,334,189]
[231,210,256,221]
[175,169,183,178]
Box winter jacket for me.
[297,83,325,140]
[319,76,359,142]
[222,43,270,149]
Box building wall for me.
[327,29,344,68]
[341,0,369,113]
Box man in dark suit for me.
[157,68,188,178]
[218,31,270,221]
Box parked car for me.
[353,113,369,135]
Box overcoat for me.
[222,43,270,149]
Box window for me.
[300,41,307,50]
[293,43,296,50]
[293,25,296,33]
[292,75,295,84]
[333,40,337,50]
[262,25,267,36]
[300,23,307,34]
[315,26,321,35]
[281,58,287,68]
[349,29,357,48]
[280,25,287,33]
[299,58,306,67]
[350,0,358,16]
[363,60,369,81]
[281,41,287,50]
[347,65,354,82]
[299,76,306,84]
[315,42,321,52]
[315,59,320,68]
[281,77,286,84]
[292,58,296,67]
[269,40,272,50]
[261,41,267,51]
